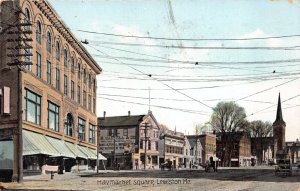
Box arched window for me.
[83,68,86,83]
[64,113,73,136]
[71,57,75,73]
[56,42,60,60]
[36,21,41,44]
[25,8,30,31]
[64,49,68,67]
[46,31,52,53]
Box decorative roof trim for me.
[34,0,102,74]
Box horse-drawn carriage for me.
[160,160,173,171]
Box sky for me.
[48,0,300,141]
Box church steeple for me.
[274,93,285,125]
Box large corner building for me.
[0,0,102,182]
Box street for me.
[1,166,299,191]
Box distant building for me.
[286,139,300,164]
[199,133,216,165]
[216,132,251,167]
[98,111,160,170]
[251,137,274,165]
[186,135,203,167]
[158,130,185,169]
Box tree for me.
[159,124,169,135]
[210,101,248,166]
[248,120,273,165]
[195,122,212,135]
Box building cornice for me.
[33,0,102,74]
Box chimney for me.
[128,111,130,116]
[103,111,106,118]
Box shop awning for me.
[78,146,96,159]
[23,130,60,157]
[88,148,107,160]
[65,142,87,159]
[45,136,76,159]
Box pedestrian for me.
[209,156,215,172]
[135,160,138,170]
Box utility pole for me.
[143,123,150,170]
[96,125,100,173]
[112,129,119,170]
[5,4,32,182]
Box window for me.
[36,21,41,44]
[47,61,52,84]
[71,80,75,100]
[64,75,68,95]
[48,101,59,132]
[55,68,60,90]
[78,118,86,141]
[89,124,95,144]
[83,90,86,108]
[140,141,143,149]
[71,58,75,74]
[24,8,30,31]
[77,85,81,103]
[46,32,51,53]
[64,49,68,67]
[24,89,41,125]
[155,141,158,151]
[64,113,73,136]
[93,79,96,93]
[36,52,41,78]
[93,98,96,114]
[88,74,91,88]
[56,42,60,60]
[148,141,151,150]
[123,129,128,137]
[88,95,91,111]
[108,129,113,136]
[83,69,86,83]
[78,64,81,79]
[24,48,31,71]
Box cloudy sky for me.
[49,0,300,141]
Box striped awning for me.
[65,142,87,159]
[45,136,76,159]
[23,130,60,156]
[78,146,96,159]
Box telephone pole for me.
[112,129,119,170]
[142,123,150,170]
[5,4,33,182]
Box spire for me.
[274,93,285,125]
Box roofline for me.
[35,0,102,74]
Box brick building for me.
[98,111,160,170]
[199,133,216,165]
[0,0,101,182]
[216,132,252,167]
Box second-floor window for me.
[64,75,68,95]
[148,140,151,150]
[123,129,128,137]
[48,101,59,132]
[89,124,95,144]
[36,52,41,78]
[55,68,60,90]
[78,118,86,141]
[47,61,52,84]
[24,89,41,125]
